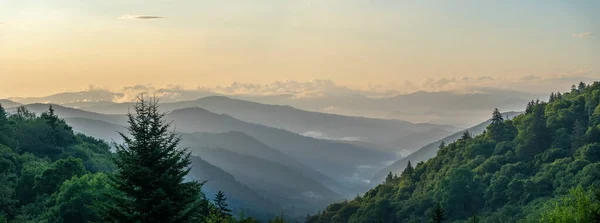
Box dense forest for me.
[306,82,600,222]
[0,98,288,223]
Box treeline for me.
[0,98,291,222]
[307,82,600,223]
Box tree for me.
[439,141,446,149]
[385,171,394,184]
[213,191,232,218]
[461,131,472,141]
[45,173,116,223]
[430,203,446,223]
[0,104,16,148]
[33,156,87,196]
[578,82,587,92]
[468,215,479,223]
[491,108,504,125]
[102,96,204,223]
[572,120,587,150]
[401,161,414,179]
[489,108,505,141]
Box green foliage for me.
[33,156,87,196]
[307,82,600,223]
[45,173,116,223]
[0,105,120,222]
[213,191,233,219]
[529,186,600,223]
[429,203,446,223]
[101,97,205,223]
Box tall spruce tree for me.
[489,108,505,141]
[430,203,446,223]
[102,96,204,223]
[213,191,231,218]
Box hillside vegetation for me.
[307,82,600,223]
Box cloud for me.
[572,32,594,38]
[520,75,541,81]
[119,15,166,20]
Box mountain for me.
[0,99,21,108]
[72,96,455,151]
[8,103,126,125]
[186,156,279,221]
[186,145,343,216]
[183,131,346,193]
[233,89,540,127]
[7,89,122,105]
[166,107,394,183]
[307,82,600,222]
[62,117,340,217]
[372,111,523,184]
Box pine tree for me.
[438,141,446,149]
[461,130,472,141]
[401,161,414,180]
[491,108,504,125]
[385,171,394,184]
[489,108,506,141]
[430,203,446,223]
[102,96,204,223]
[549,92,555,102]
[571,120,586,150]
[468,215,479,223]
[578,82,587,92]
[213,191,231,218]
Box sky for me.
[0,0,598,98]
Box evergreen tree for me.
[489,108,505,141]
[549,92,555,102]
[578,82,587,92]
[385,171,394,184]
[439,141,446,149]
[102,96,204,223]
[468,215,479,223]
[430,203,446,223]
[0,104,16,148]
[491,108,504,125]
[213,191,232,218]
[461,131,472,141]
[401,161,414,179]
[571,120,586,150]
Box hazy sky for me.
[1,0,598,98]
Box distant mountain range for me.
[52,96,456,152]
[3,87,542,127]
[0,99,21,108]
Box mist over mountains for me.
[6,86,542,127]
[1,89,540,219]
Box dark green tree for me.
[461,131,472,141]
[439,141,446,149]
[430,203,446,223]
[572,120,587,150]
[213,191,232,218]
[491,108,504,125]
[33,156,87,196]
[102,96,204,223]
[489,108,505,141]
[578,82,587,92]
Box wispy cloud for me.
[572,32,594,38]
[520,75,541,81]
[119,15,166,20]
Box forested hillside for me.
[307,82,600,223]
[0,105,116,222]
[0,102,282,222]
